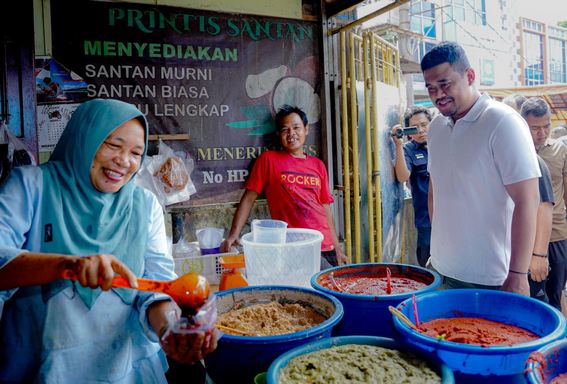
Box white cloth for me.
[0,166,174,383]
[428,94,540,285]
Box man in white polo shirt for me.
[421,42,540,295]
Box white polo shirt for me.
[428,94,540,286]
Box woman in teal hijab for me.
[0,99,217,383]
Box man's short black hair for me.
[404,106,432,127]
[520,97,551,119]
[275,105,308,131]
[420,41,471,74]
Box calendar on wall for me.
[37,103,80,152]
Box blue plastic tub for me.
[266,335,454,383]
[525,338,567,383]
[393,289,567,383]
[204,285,343,384]
[311,263,441,337]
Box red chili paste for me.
[551,373,567,384]
[322,274,427,295]
[420,317,539,347]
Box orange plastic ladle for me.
[61,270,210,309]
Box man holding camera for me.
[392,106,433,267]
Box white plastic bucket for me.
[251,219,287,244]
[241,228,323,287]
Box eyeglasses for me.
[529,126,550,133]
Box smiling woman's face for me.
[90,118,145,193]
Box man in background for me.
[391,106,432,267]
[521,97,567,314]
[502,94,527,113]
[503,95,554,304]
[551,123,567,149]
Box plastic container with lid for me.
[241,228,323,287]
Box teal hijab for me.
[40,99,149,309]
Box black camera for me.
[392,126,418,138]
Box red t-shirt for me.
[245,151,335,251]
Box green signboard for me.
[50,0,321,205]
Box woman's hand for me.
[0,252,138,291]
[62,253,138,291]
[149,301,218,365]
[161,326,218,365]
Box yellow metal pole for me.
[370,35,383,261]
[362,32,375,263]
[394,49,399,88]
[340,31,352,263]
[384,46,390,84]
[349,32,362,263]
[393,46,405,263]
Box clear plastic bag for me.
[163,294,218,337]
[0,121,36,183]
[173,237,201,258]
[196,227,224,255]
[137,140,196,207]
